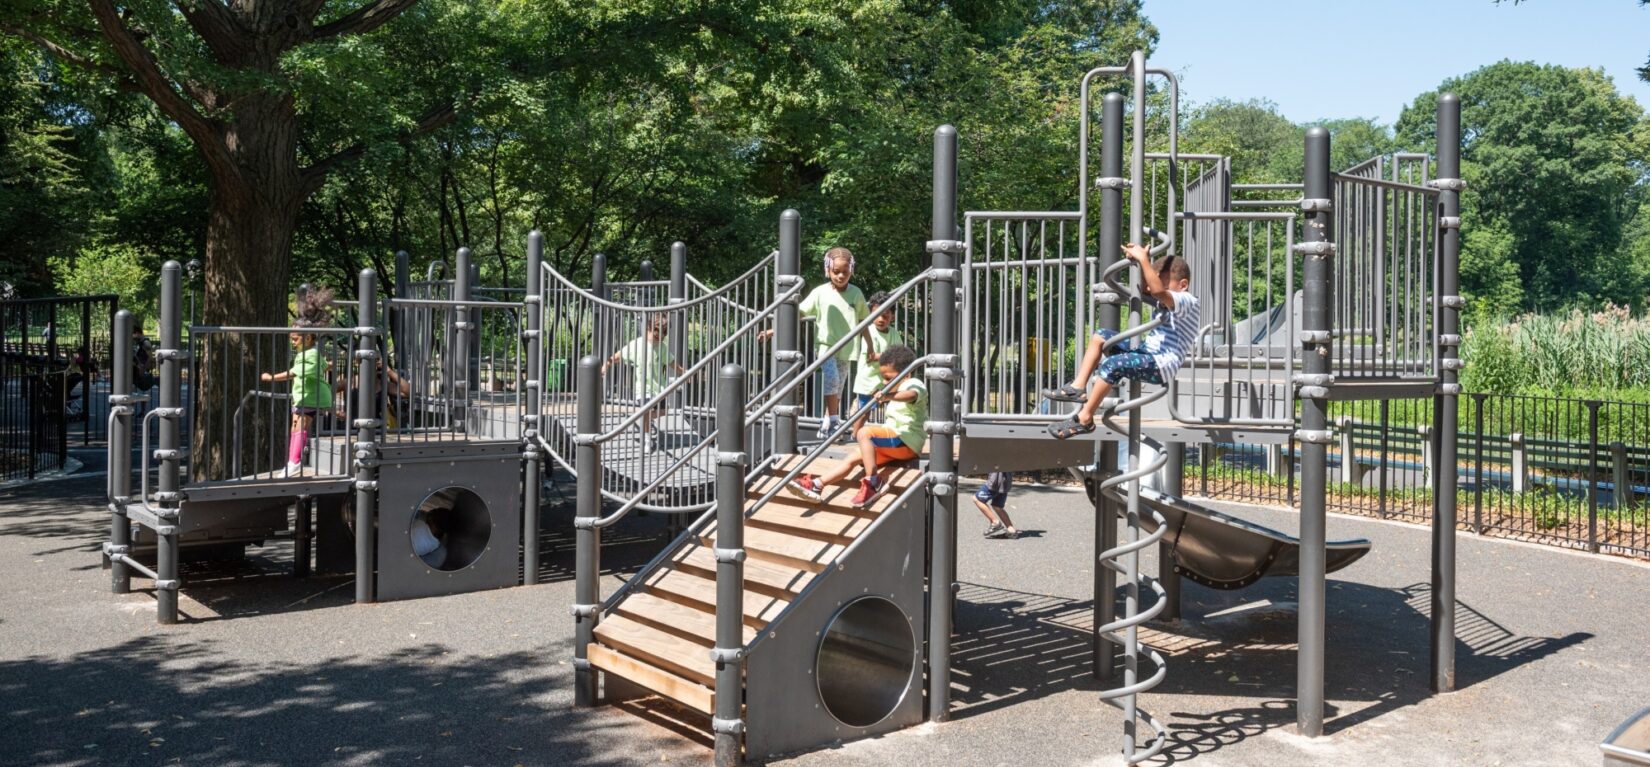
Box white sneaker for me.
[817,418,834,440]
[284,462,303,477]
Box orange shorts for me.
[861,425,918,465]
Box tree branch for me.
[169,0,247,62]
[84,0,233,175]
[0,23,136,87]
[311,0,420,41]
[300,99,458,193]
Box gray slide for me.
[1093,484,1372,590]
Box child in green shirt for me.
[603,314,684,452]
[788,344,926,509]
[261,287,334,477]
[851,290,902,423]
[798,247,870,439]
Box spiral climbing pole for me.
[1085,49,1177,763]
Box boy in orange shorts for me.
[787,344,926,508]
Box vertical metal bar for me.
[156,261,182,625]
[523,231,545,586]
[776,211,802,455]
[80,299,91,446]
[354,269,379,604]
[713,364,747,767]
[1431,92,1462,695]
[670,242,688,370]
[927,124,960,724]
[394,251,409,370]
[1588,401,1601,553]
[573,356,602,707]
[1095,90,1124,681]
[1160,442,1184,622]
[108,309,133,594]
[1297,127,1333,736]
[1474,394,1485,534]
[454,247,473,427]
[639,260,655,282]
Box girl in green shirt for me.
[261,288,334,476]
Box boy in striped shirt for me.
[1046,243,1199,439]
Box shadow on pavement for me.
[948,578,1590,764]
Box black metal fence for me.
[0,295,120,482]
[1187,393,1650,559]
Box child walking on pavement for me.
[973,472,1020,539]
[787,344,926,509]
[1045,243,1200,439]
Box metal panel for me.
[743,489,927,761]
[373,443,522,601]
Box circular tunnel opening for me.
[409,487,492,571]
[815,596,916,728]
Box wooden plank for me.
[613,591,758,646]
[587,643,714,716]
[745,503,871,545]
[674,546,815,598]
[643,568,791,628]
[594,614,716,686]
[700,524,842,573]
[748,463,923,516]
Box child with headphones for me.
[763,247,871,440]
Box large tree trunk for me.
[193,95,311,481]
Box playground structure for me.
[97,50,1468,766]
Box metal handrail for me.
[541,250,777,313]
[740,270,932,428]
[231,390,290,478]
[740,354,929,521]
[586,280,803,444]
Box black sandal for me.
[1042,383,1088,402]
[1047,416,1096,439]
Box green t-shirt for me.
[883,377,928,453]
[799,283,869,362]
[287,347,332,409]
[618,336,673,398]
[853,326,904,396]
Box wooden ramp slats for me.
[643,569,791,628]
[593,614,717,686]
[673,547,815,599]
[587,643,714,716]
[613,592,758,646]
[700,525,842,574]
[745,503,873,544]
[587,457,928,739]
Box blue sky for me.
[1146,0,1650,125]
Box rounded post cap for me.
[672,240,686,250]
[1439,92,1459,105]
[1104,92,1125,105]
[162,260,182,273]
[781,208,801,221]
[359,268,376,280]
[578,355,602,370]
[935,123,957,139]
[1305,126,1330,141]
[719,363,745,380]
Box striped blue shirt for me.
[1143,291,1201,381]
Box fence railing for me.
[1186,392,1650,559]
[1,294,120,449]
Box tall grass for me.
[1462,304,1650,394]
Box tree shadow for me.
[0,636,698,766]
[949,578,1591,764]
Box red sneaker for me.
[850,476,887,509]
[787,474,824,501]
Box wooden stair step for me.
[674,546,816,598]
[643,568,791,628]
[613,591,758,647]
[701,524,843,573]
[746,502,873,545]
[587,642,713,716]
[593,614,715,687]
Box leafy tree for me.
[1397,61,1647,310]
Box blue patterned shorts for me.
[1091,328,1164,387]
[819,355,845,399]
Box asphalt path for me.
[2,471,1645,766]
